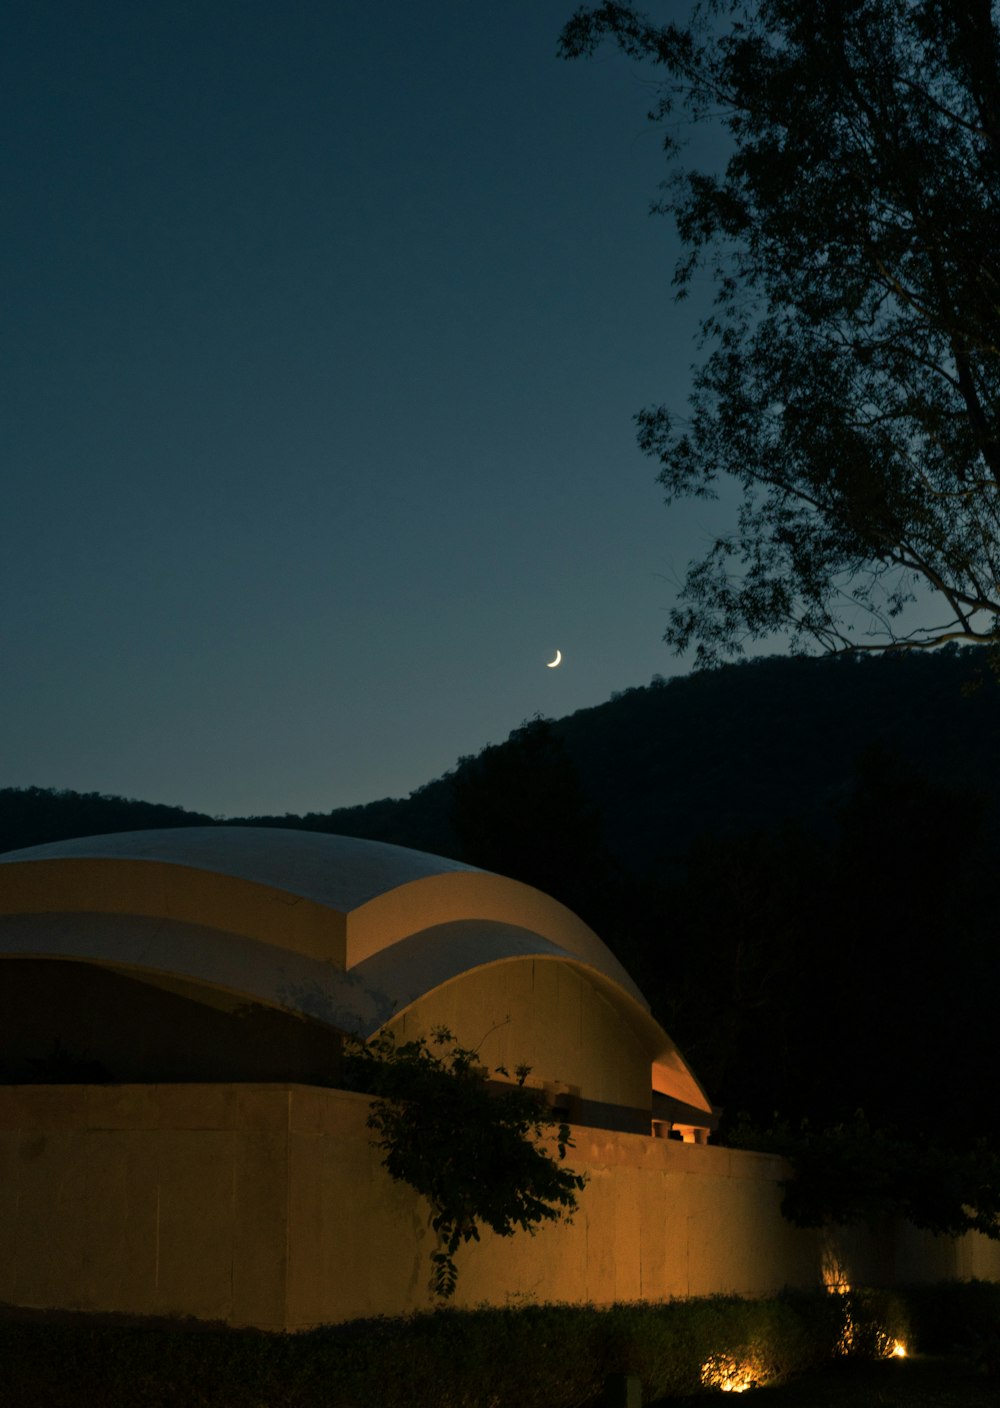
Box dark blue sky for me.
[4,1,729,817]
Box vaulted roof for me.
[0,827,710,1114]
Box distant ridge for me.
[0,787,214,856]
[3,644,998,863]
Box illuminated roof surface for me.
[0,827,710,1112]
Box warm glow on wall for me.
[820,1239,851,1295]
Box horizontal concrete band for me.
[4,1083,998,1329]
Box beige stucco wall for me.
[0,1085,292,1327]
[3,1082,996,1331]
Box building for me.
[0,828,994,1327]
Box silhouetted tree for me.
[562,1,1000,661]
[643,744,995,1143]
[647,823,819,1120]
[450,717,622,935]
[344,1028,584,1300]
[820,745,994,1140]
[731,1111,1000,1245]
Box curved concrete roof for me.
[4,826,477,912]
[0,827,711,1113]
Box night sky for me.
[5,1,726,818]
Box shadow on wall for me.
[0,960,343,1086]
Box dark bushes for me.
[0,1283,945,1408]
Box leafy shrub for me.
[0,1284,947,1408]
[344,1028,585,1299]
[900,1279,1000,1356]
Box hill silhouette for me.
[5,645,996,864]
[0,786,214,855]
[244,643,1000,868]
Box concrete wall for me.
[2,1082,998,1330]
[389,959,652,1127]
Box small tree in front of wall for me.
[345,1027,585,1299]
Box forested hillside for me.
[254,644,1000,869]
[0,788,213,855]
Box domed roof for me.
[0,826,710,1113]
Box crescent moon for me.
[546,649,562,668]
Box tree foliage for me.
[561,0,1000,661]
[730,1112,1000,1242]
[655,740,994,1143]
[0,785,212,854]
[345,1028,585,1299]
[450,716,622,930]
